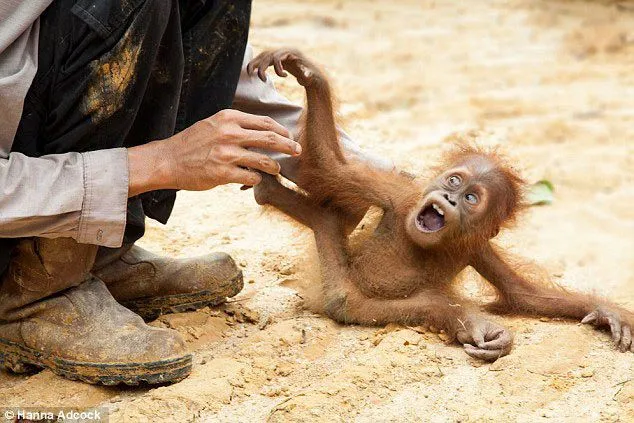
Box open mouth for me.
[416,202,446,232]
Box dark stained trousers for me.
[0,0,252,274]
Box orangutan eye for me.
[448,175,462,187]
[465,193,479,205]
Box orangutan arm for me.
[247,48,414,213]
[472,243,596,318]
[472,242,634,352]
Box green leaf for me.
[526,180,554,206]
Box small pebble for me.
[581,369,594,378]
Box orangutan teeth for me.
[432,203,444,216]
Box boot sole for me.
[121,271,244,321]
[0,337,192,385]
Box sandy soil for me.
[2,0,634,421]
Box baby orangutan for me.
[247,49,634,361]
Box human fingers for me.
[231,112,293,140]
[235,150,281,176]
[224,167,262,187]
[241,129,301,156]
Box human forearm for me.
[127,140,175,197]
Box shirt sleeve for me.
[0,148,129,247]
[232,45,395,182]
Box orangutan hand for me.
[456,315,513,361]
[582,306,634,352]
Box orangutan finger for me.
[581,311,598,324]
[620,325,631,352]
[608,318,622,344]
[464,344,504,362]
[273,57,287,77]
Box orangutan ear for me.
[490,226,500,239]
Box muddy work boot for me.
[0,238,192,385]
[93,245,244,321]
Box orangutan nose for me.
[443,193,457,207]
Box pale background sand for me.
[1,0,633,421]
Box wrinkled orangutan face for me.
[405,154,515,249]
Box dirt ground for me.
[2,0,634,421]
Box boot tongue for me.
[422,206,445,231]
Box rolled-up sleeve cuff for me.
[77,148,129,247]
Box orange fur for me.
[252,48,634,357]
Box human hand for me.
[128,109,301,196]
